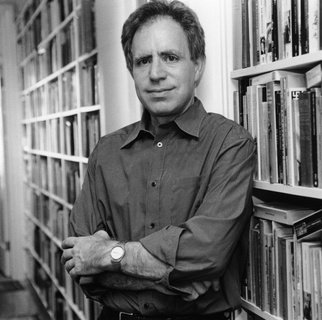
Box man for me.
[61,1,255,319]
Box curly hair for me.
[121,0,205,74]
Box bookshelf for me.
[231,1,322,320]
[17,0,101,319]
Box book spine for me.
[272,0,279,61]
[301,0,309,53]
[298,91,314,187]
[266,81,280,183]
[291,0,299,56]
[310,91,318,187]
[316,96,322,188]
[275,91,284,183]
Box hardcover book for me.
[293,208,322,241]
[254,202,314,225]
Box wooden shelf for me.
[231,51,322,79]
[22,104,100,124]
[253,181,322,199]
[241,300,283,320]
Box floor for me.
[0,276,51,320]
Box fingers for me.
[61,248,73,265]
[182,279,220,302]
[61,237,77,249]
[95,230,111,239]
[64,258,75,273]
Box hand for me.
[182,278,220,302]
[61,230,116,279]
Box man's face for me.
[131,17,204,124]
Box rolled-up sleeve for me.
[69,147,105,237]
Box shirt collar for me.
[174,97,206,138]
[121,97,207,149]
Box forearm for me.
[80,272,178,297]
[80,271,217,302]
[120,241,168,280]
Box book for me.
[291,0,300,56]
[310,246,322,320]
[266,81,281,183]
[273,221,293,318]
[282,0,292,59]
[316,96,322,188]
[250,0,260,66]
[259,219,273,312]
[307,0,321,53]
[301,242,320,320]
[250,70,304,86]
[279,72,306,186]
[294,240,304,320]
[265,0,273,63]
[254,202,315,225]
[257,94,270,182]
[285,237,296,319]
[271,0,278,61]
[306,63,322,89]
[232,0,243,70]
[301,0,309,54]
[79,0,96,54]
[298,91,317,187]
[293,208,322,241]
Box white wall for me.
[96,0,236,135]
[96,0,142,135]
[183,0,236,119]
[0,4,25,279]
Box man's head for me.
[121,0,206,124]
[121,0,206,74]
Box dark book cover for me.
[298,91,314,187]
[293,209,322,241]
[291,0,299,56]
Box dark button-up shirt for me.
[70,98,255,315]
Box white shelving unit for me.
[17,0,101,319]
[231,41,322,320]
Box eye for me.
[163,54,179,63]
[135,56,152,66]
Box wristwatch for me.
[110,242,126,264]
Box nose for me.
[149,58,166,81]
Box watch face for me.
[111,245,125,261]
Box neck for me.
[149,98,195,132]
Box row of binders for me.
[235,64,322,188]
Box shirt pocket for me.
[170,176,201,225]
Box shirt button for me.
[157,142,163,148]
[149,223,155,229]
[151,181,157,187]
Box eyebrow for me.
[133,49,182,60]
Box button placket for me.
[145,139,166,235]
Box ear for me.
[194,57,206,87]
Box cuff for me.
[139,225,184,267]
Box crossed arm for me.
[61,230,216,301]
[61,126,255,302]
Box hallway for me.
[0,276,51,320]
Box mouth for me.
[147,88,174,96]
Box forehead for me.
[132,16,189,55]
